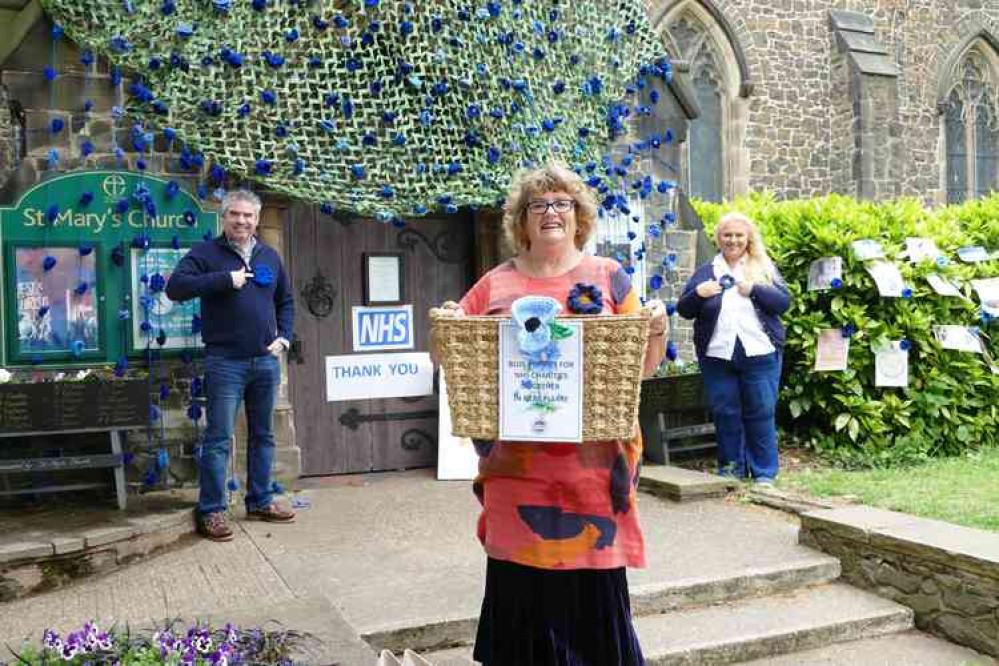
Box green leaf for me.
[790,400,803,419]
[834,413,851,431]
[548,322,574,340]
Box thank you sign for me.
[499,321,583,442]
[352,305,414,352]
[326,352,433,401]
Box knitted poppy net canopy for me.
[41,0,671,220]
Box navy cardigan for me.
[676,262,791,362]
[166,236,294,359]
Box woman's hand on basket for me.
[645,299,669,340]
[429,301,464,366]
[430,300,465,318]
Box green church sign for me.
[0,171,218,367]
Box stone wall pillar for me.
[829,10,902,202]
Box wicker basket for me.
[431,311,651,441]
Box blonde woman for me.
[676,212,790,485]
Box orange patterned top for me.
[459,254,646,570]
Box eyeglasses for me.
[527,199,575,215]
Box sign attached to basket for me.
[326,352,433,401]
[352,305,415,352]
[498,321,584,442]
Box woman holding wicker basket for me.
[431,162,667,666]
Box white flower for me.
[75,369,92,380]
[0,369,12,383]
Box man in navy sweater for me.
[166,189,295,541]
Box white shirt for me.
[705,254,776,360]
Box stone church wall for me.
[646,0,999,205]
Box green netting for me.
[40,0,670,219]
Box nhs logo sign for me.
[351,305,415,352]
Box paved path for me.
[2,469,995,666]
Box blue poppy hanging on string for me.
[78,243,94,256]
[148,273,166,292]
[156,329,168,346]
[37,305,50,319]
[42,255,58,272]
[111,245,125,266]
[142,469,159,486]
[46,205,59,223]
[113,356,128,376]
[187,403,202,421]
[74,281,89,296]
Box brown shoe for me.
[247,503,295,523]
[197,511,235,542]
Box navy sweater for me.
[676,262,791,362]
[166,236,294,359]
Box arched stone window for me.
[942,50,999,203]
[650,1,750,202]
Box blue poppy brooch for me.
[567,283,603,314]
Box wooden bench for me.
[0,427,137,509]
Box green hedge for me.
[691,193,999,467]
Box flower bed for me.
[4,620,313,665]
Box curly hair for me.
[502,162,598,254]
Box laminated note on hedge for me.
[933,325,984,354]
[864,260,904,297]
[958,246,990,263]
[971,278,999,317]
[813,328,849,372]
[851,239,885,260]
[925,274,964,299]
[807,257,842,292]
[904,238,942,263]
[874,342,909,388]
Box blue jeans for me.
[198,354,280,515]
[700,340,780,480]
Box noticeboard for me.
[0,171,217,366]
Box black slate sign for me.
[0,380,149,434]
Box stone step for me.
[739,630,997,665]
[424,630,994,666]
[639,464,733,502]
[363,556,840,654]
[421,583,913,666]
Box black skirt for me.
[472,558,645,666]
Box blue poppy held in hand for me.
[252,265,274,286]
